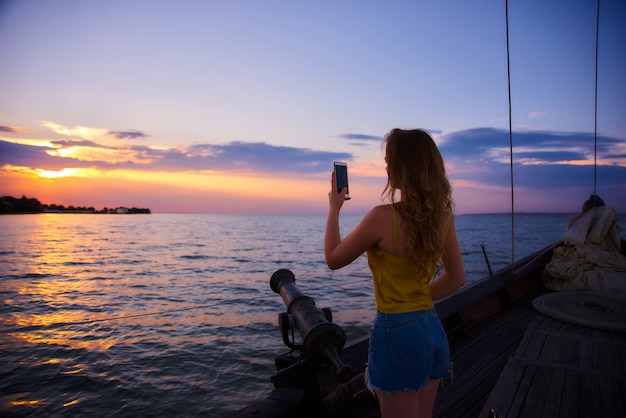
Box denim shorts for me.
[366,309,452,394]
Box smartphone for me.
[333,161,351,200]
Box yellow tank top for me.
[366,204,435,314]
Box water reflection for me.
[9,329,117,352]
[6,213,585,416]
[10,399,46,407]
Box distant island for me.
[0,195,151,214]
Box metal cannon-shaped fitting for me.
[270,269,353,383]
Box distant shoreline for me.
[0,195,151,214]
[0,211,151,215]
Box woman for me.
[324,129,465,418]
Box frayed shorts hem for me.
[365,364,453,395]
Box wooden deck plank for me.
[542,367,565,418]
[592,341,609,371]
[579,374,601,418]
[555,332,579,366]
[435,353,509,417]
[512,317,540,359]
[482,312,626,418]
[518,363,552,417]
[434,292,543,418]
[476,356,527,417]
[515,316,564,360]
[606,340,625,376]
[507,362,537,417]
[579,337,593,372]
[598,376,626,418]
[559,370,581,418]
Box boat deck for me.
[481,311,626,417]
[226,244,626,417]
[434,289,626,418]
[434,288,545,417]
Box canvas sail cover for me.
[542,206,626,294]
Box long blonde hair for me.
[382,129,453,276]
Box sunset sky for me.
[1,0,624,215]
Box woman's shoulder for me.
[367,204,393,218]
[361,204,394,229]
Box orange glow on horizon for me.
[2,164,101,180]
[102,168,328,201]
[1,163,340,213]
[3,163,324,198]
[0,160,523,214]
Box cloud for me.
[2,121,347,174]
[437,128,626,193]
[0,139,351,174]
[108,130,148,140]
[438,128,624,165]
[0,125,28,133]
[337,133,383,141]
[0,140,91,170]
[529,111,551,119]
[3,124,624,212]
[41,122,147,143]
[41,121,109,140]
[513,150,587,164]
[159,142,352,173]
[337,130,442,142]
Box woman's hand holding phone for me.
[329,171,348,211]
[333,162,350,200]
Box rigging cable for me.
[594,0,600,196]
[505,0,516,272]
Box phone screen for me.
[334,162,350,200]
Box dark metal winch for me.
[270,269,353,383]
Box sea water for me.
[1,213,623,416]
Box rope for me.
[594,0,600,195]
[503,0,601,272]
[505,0,516,272]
